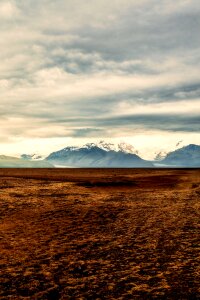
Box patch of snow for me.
[64,140,140,155]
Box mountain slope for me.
[154,140,185,161]
[0,155,54,168]
[161,144,200,167]
[46,143,152,167]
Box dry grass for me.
[0,168,200,299]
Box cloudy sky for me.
[0,0,200,158]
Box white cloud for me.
[0,1,19,19]
[0,0,199,155]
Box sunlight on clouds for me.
[0,0,199,156]
[0,1,19,19]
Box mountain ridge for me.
[1,142,199,168]
[161,144,200,167]
[46,142,152,168]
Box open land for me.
[0,168,200,299]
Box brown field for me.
[0,168,200,300]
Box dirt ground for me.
[0,168,199,299]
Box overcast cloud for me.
[0,0,200,156]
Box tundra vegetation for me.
[0,169,199,299]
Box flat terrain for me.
[0,169,199,299]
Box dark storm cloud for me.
[44,112,200,134]
[72,128,106,138]
[100,114,200,133]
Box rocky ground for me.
[0,168,199,299]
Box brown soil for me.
[0,168,199,299]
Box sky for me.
[0,0,200,159]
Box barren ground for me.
[0,168,199,299]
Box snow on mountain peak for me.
[63,141,139,154]
[118,142,139,155]
[64,146,81,151]
[64,140,138,154]
[98,141,118,152]
[83,140,139,154]
[84,143,100,149]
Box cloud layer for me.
[0,0,200,152]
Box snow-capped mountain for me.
[61,141,139,155]
[15,142,200,168]
[46,141,152,168]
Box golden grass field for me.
[0,168,199,299]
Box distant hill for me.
[161,144,200,167]
[0,155,53,168]
[46,142,153,168]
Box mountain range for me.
[0,142,199,168]
[46,142,200,168]
[46,141,152,168]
